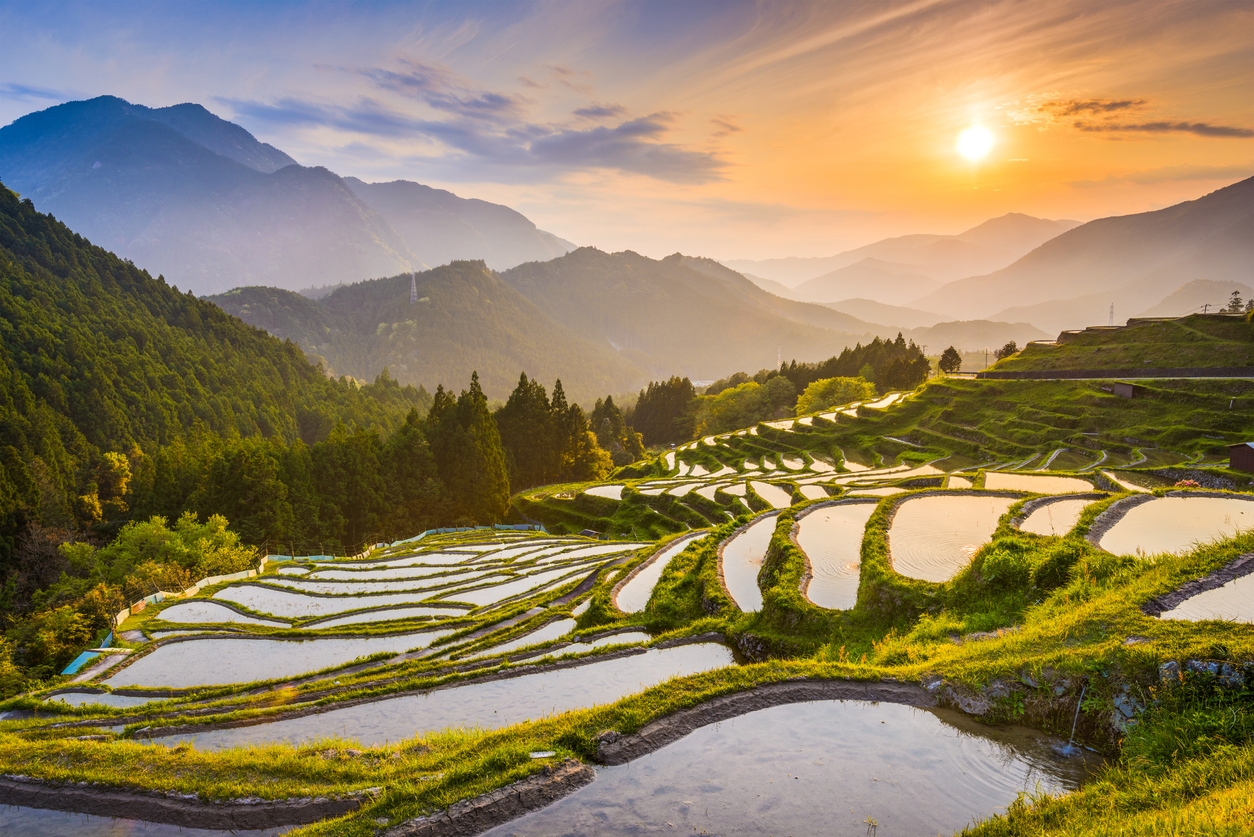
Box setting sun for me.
[956,126,995,162]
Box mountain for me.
[343,178,573,272]
[740,271,797,299]
[497,249,881,381]
[791,258,939,304]
[0,182,428,533]
[917,178,1254,332]
[903,320,1049,354]
[208,262,647,402]
[1135,279,1254,318]
[0,96,575,294]
[823,298,944,330]
[723,213,1079,286]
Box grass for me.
[994,314,1254,372]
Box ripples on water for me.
[796,503,877,610]
[889,495,1016,582]
[483,700,1104,837]
[1099,496,1254,557]
[1161,572,1254,623]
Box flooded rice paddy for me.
[159,643,734,750]
[213,585,447,619]
[889,494,1017,582]
[615,534,706,613]
[720,515,777,612]
[483,700,1101,837]
[0,806,287,837]
[984,473,1094,494]
[1098,496,1254,556]
[1019,498,1095,537]
[48,690,160,708]
[154,601,288,627]
[795,503,877,610]
[103,631,452,688]
[304,605,468,629]
[1159,573,1254,623]
[749,481,792,509]
[471,618,577,657]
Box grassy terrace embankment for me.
[993,314,1253,373]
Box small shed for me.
[1230,443,1254,474]
[1112,382,1139,399]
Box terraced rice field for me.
[1098,495,1254,556]
[889,494,1017,582]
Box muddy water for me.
[616,534,706,613]
[984,473,1093,494]
[0,806,289,837]
[749,481,792,509]
[1160,573,1254,623]
[1019,498,1095,537]
[483,700,1103,837]
[160,643,735,750]
[720,515,777,612]
[796,503,877,610]
[102,631,452,688]
[889,494,1017,582]
[1099,496,1254,556]
[154,601,288,627]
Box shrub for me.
[794,377,876,416]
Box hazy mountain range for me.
[0,96,573,294]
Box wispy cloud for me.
[1074,120,1254,138]
[223,95,726,183]
[0,82,74,102]
[711,116,742,137]
[1009,94,1251,138]
[574,103,626,119]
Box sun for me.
[956,126,994,162]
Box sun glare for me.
[956,126,994,162]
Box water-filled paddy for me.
[1160,573,1254,623]
[102,631,452,688]
[309,565,469,581]
[482,700,1101,837]
[154,601,287,627]
[890,494,1017,582]
[0,806,286,837]
[267,572,502,596]
[720,515,777,612]
[161,643,735,750]
[750,481,792,509]
[471,618,576,657]
[583,485,624,500]
[304,605,467,630]
[48,690,160,708]
[1019,498,1095,537]
[798,485,829,501]
[1099,496,1254,556]
[443,567,584,607]
[796,503,877,610]
[985,473,1093,494]
[615,534,705,613]
[214,586,447,619]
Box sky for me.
[0,0,1251,259]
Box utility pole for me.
[1108,303,1114,326]
[1202,303,1211,314]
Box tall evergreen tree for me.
[494,373,556,490]
[630,376,697,445]
[427,374,510,523]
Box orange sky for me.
[2,0,1251,257]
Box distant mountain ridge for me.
[0,96,573,294]
[916,177,1254,333]
[725,213,1080,287]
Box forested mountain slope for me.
[0,184,428,555]
[499,248,880,381]
[209,262,648,401]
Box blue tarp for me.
[61,651,100,676]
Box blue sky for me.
[1,0,1251,258]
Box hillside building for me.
[1230,442,1254,473]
